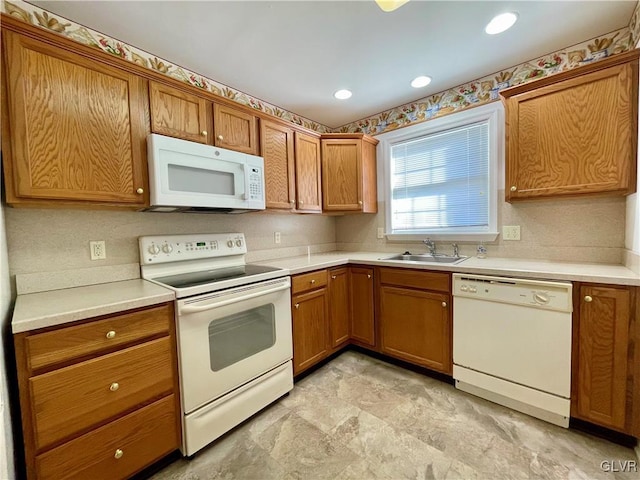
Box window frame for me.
[378,101,503,242]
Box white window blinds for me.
[390,120,490,233]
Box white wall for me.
[0,191,15,478]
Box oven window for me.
[168,164,235,195]
[208,304,276,371]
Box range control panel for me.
[139,233,246,264]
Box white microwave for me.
[146,133,265,213]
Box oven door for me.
[176,277,292,414]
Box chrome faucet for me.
[423,238,437,256]
[452,243,459,258]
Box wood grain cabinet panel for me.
[31,337,173,450]
[292,286,330,375]
[2,31,149,207]
[36,395,179,480]
[260,120,296,210]
[213,103,258,155]
[328,268,350,348]
[320,134,378,213]
[379,285,451,374]
[572,284,637,433]
[149,81,211,144]
[294,132,322,213]
[349,267,375,347]
[502,50,639,201]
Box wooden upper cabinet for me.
[321,134,378,213]
[502,50,639,201]
[213,103,258,155]
[2,31,149,207]
[149,81,211,144]
[294,132,322,213]
[260,120,296,210]
[572,284,636,433]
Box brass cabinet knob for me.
[358,201,363,205]
[367,274,371,279]
[106,330,116,339]
[295,303,300,309]
[442,302,447,307]
[331,275,336,279]
[201,130,208,136]
[136,188,144,194]
[311,279,316,284]
[299,201,304,205]
[109,382,119,392]
[114,449,123,459]
[584,296,593,303]
[217,134,224,141]
[510,186,517,192]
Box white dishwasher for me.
[452,273,572,427]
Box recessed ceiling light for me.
[375,0,410,12]
[334,89,352,100]
[411,76,432,88]
[485,12,518,35]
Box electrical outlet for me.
[502,225,521,241]
[274,232,281,244]
[90,241,106,260]
[377,227,385,239]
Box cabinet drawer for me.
[36,395,179,480]
[25,304,173,372]
[379,267,450,293]
[292,270,328,294]
[31,337,174,451]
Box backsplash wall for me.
[335,194,626,264]
[4,208,336,281]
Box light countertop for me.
[12,279,175,334]
[258,251,640,286]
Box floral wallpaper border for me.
[2,0,639,137]
[1,0,333,134]
[337,25,635,134]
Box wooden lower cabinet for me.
[379,284,451,374]
[292,286,330,375]
[350,267,375,347]
[14,303,181,480]
[328,268,350,348]
[572,284,639,435]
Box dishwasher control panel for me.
[452,274,572,312]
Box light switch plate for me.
[274,232,281,244]
[503,225,521,241]
[377,227,385,239]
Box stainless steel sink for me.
[381,253,469,265]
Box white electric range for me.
[139,233,293,456]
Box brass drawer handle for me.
[510,186,517,192]
[217,134,224,141]
[114,449,123,459]
[106,330,116,339]
[201,130,208,136]
[136,188,144,195]
[310,279,316,284]
[584,296,593,303]
[109,382,119,392]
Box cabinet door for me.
[321,139,362,211]
[328,268,350,348]
[574,285,632,432]
[292,288,329,375]
[213,103,258,155]
[149,81,211,144]
[3,31,148,206]
[505,59,637,200]
[260,120,295,210]
[294,132,322,212]
[379,286,451,374]
[350,267,375,347]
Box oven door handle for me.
[180,283,290,314]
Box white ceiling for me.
[32,1,636,129]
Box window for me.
[378,102,502,241]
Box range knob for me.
[148,244,160,255]
[235,239,243,247]
[227,240,234,248]
[162,244,173,254]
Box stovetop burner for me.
[154,264,284,289]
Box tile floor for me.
[152,351,639,480]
